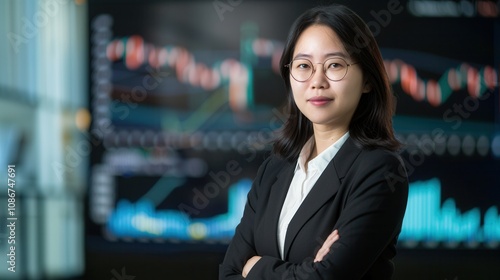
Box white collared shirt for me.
[277,132,350,259]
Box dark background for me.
[86,0,500,279]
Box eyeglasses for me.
[285,57,359,82]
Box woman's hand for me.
[242,256,262,278]
[314,229,340,262]
[241,230,338,278]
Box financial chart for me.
[88,0,499,250]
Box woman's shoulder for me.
[340,137,404,167]
[350,146,409,191]
[252,153,294,179]
[259,153,293,173]
[357,145,406,169]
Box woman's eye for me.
[328,63,341,69]
[297,64,310,69]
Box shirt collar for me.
[296,132,350,172]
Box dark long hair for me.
[272,4,401,162]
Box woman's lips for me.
[308,96,333,106]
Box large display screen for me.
[88,0,500,250]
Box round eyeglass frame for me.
[284,57,359,82]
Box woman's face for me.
[290,24,370,131]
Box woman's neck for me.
[310,125,348,159]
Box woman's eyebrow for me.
[293,51,348,60]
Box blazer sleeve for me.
[243,150,409,280]
[219,156,273,280]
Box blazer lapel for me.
[283,137,362,259]
[258,159,295,257]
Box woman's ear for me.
[362,80,372,93]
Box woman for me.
[220,4,408,280]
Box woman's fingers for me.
[314,229,339,263]
[242,256,262,278]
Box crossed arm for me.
[242,229,340,277]
[220,153,408,280]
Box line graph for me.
[106,35,498,110]
[89,9,499,253]
[385,59,497,106]
[107,35,251,112]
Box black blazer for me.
[220,138,408,279]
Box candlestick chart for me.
[88,1,499,251]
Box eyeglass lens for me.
[289,57,349,82]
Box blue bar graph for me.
[106,177,500,248]
[399,178,500,248]
[107,179,251,241]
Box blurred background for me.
[0,0,499,279]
